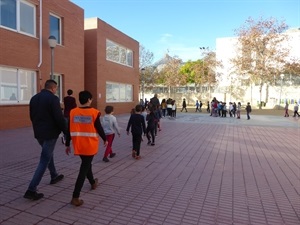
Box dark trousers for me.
[146,127,155,143]
[172,109,176,117]
[247,112,250,119]
[73,155,95,198]
[222,110,227,117]
[162,109,166,117]
[167,108,172,116]
[132,133,142,156]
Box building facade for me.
[0,1,140,130]
[84,18,140,114]
[0,0,84,129]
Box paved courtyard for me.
[0,112,299,225]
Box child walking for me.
[146,107,157,146]
[126,105,146,159]
[65,91,108,206]
[246,102,252,120]
[101,106,121,162]
[236,102,241,119]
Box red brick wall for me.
[84,18,140,115]
[0,0,84,130]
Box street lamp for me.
[279,74,284,109]
[141,68,145,102]
[48,35,57,80]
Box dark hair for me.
[105,105,113,114]
[44,79,57,89]
[135,104,142,112]
[79,90,92,105]
[130,108,135,114]
[67,89,73,95]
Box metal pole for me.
[142,80,144,103]
[50,47,54,80]
[141,68,145,102]
[279,78,283,109]
[278,74,284,109]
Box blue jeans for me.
[28,139,58,192]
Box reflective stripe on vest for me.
[70,132,98,137]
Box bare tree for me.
[232,17,290,108]
[139,45,154,99]
[154,54,183,98]
[139,45,154,70]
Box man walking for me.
[24,80,67,200]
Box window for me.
[52,74,62,101]
[49,14,61,44]
[106,81,133,102]
[106,40,133,67]
[0,0,36,36]
[0,67,36,104]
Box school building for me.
[0,0,139,130]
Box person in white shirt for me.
[101,106,121,162]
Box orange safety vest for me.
[70,107,100,156]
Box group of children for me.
[126,104,162,159]
[210,98,251,119]
[63,91,163,206]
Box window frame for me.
[106,39,133,67]
[0,0,36,37]
[106,81,133,103]
[49,13,62,45]
[0,66,37,104]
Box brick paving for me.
[0,112,299,225]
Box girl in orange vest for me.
[65,90,107,206]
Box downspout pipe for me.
[37,0,42,88]
[37,0,43,68]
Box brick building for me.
[0,0,139,130]
[84,18,140,114]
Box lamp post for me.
[48,36,57,80]
[279,74,284,109]
[141,68,145,102]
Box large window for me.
[49,14,61,44]
[52,74,62,101]
[106,81,133,102]
[106,40,133,67]
[0,67,36,104]
[0,0,36,36]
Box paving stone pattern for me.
[0,113,299,225]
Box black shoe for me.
[147,140,151,145]
[151,143,155,146]
[109,153,116,158]
[103,157,109,162]
[24,190,44,200]
[50,174,64,184]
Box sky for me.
[71,0,300,63]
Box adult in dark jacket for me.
[24,80,67,201]
[62,89,77,143]
[150,94,160,108]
